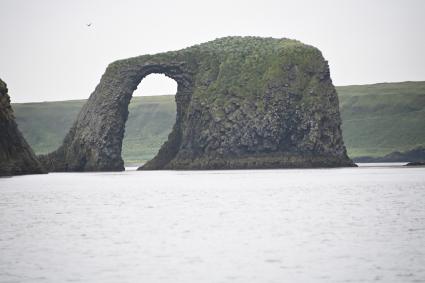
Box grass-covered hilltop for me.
[25,36,354,171]
[13,80,425,164]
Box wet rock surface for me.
[0,78,45,176]
[40,37,355,171]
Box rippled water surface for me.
[1,164,425,283]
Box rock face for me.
[405,161,425,166]
[40,36,355,171]
[0,78,45,176]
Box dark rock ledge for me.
[405,161,425,166]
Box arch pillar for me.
[39,58,194,171]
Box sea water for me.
[1,164,424,282]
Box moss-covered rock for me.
[40,36,354,171]
[0,78,45,176]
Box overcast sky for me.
[1,0,424,103]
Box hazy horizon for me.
[1,0,425,103]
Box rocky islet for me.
[38,36,355,171]
[0,78,45,176]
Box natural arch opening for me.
[123,74,177,169]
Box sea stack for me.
[0,78,45,176]
[40,36,355,171]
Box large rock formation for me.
[40,36,355,171]
[0,78,45,176]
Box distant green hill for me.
[12,81,425,164]
[120,95,176,163]
[13,100,85,155]
[337,81,425,157]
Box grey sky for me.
[1,0,424,102]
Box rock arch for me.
[39,36,355,171]
[40,60,193,171]
[0,78,45,175]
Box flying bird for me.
[86,23,92,27]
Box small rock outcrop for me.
[40,36,355,171]
[0,78,45,176]
[405,161,425,166]
[353,146,425,163]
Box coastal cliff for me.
[0,78,45,176]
